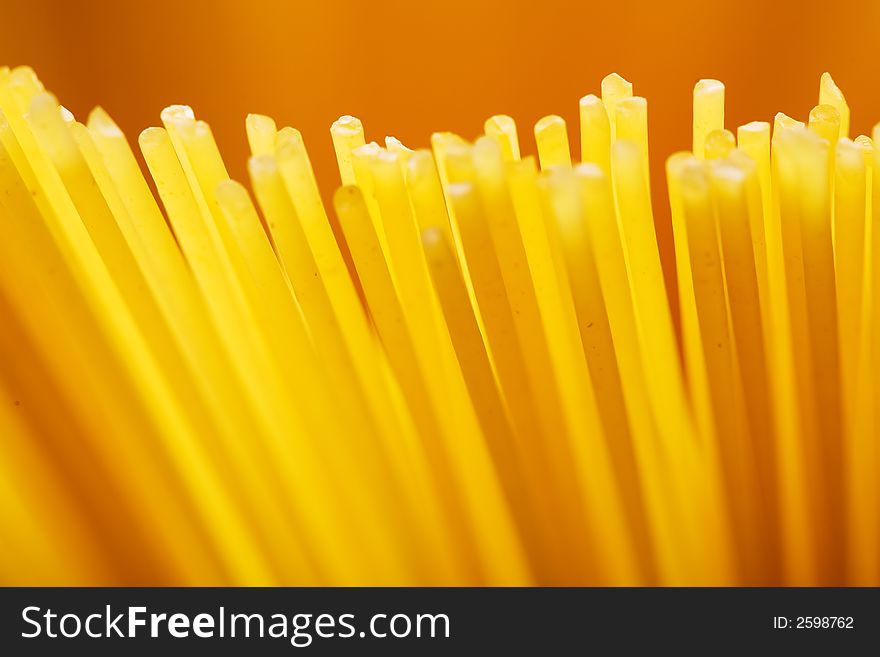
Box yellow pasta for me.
[483,114,521,162]
[1,66,877,587]
[534,115,571,169]
[693,79,725,160]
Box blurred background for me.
[2,0,880,298]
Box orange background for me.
[2,0,880,290]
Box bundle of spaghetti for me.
[0,65,877,585]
